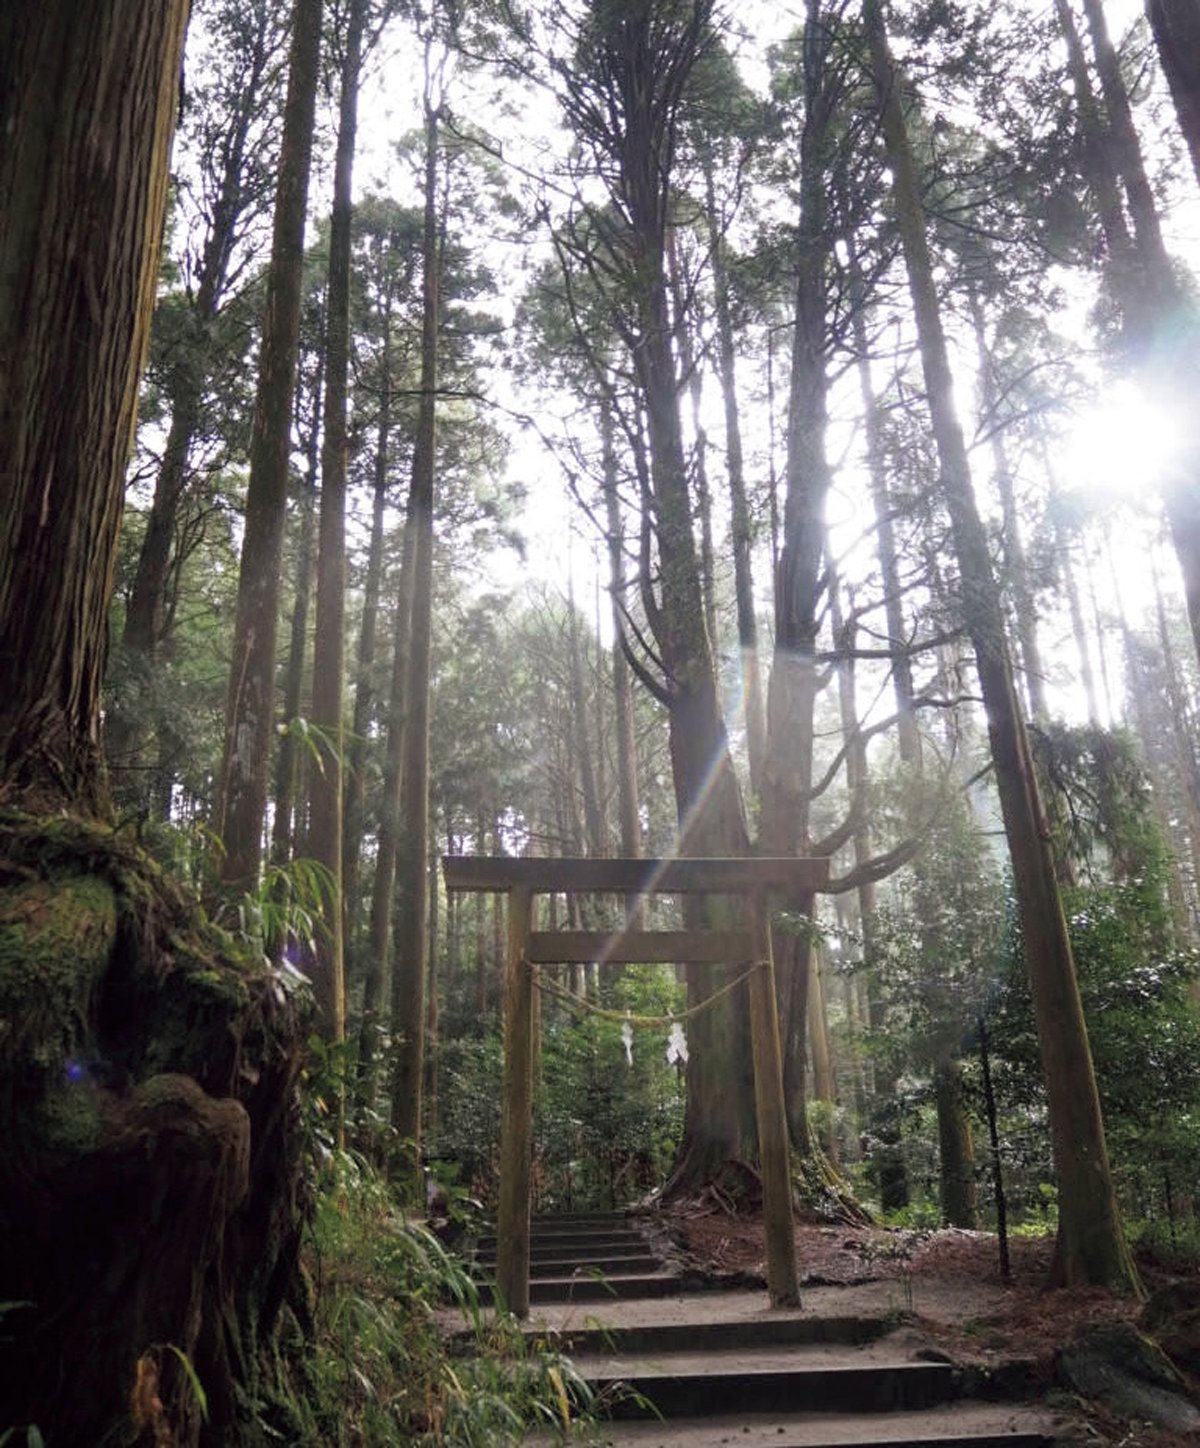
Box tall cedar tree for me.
[0,5,309,1442]
[864,0,1140,1294]
[390,88,442,1169]
[217,0,324,890]
[556,0,758,1190]
[308,0,369,1041]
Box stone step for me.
[474,1251,664,1278]
[475,1270,682,1307]
[531,1213,639,1230]
[544,1314,889,1356]
[567,1402,1058,1446]
[475,1231,652,1255]
[573,1345,957,1419]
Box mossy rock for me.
[1058,1320,1200,1433]
[1142,1279,1200,1380]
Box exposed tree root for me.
[660,1147,872,1227]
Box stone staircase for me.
[470,1212,1067,1447]
[472,1210,680,1305]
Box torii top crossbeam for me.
[442,854,830,895]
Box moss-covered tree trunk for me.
[1,7,310,1445]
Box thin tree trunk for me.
[358,498,415,1101]
[343,309,393,958]
[390,95,441,1171]
[1153,563,1200,906]
[705,161,767,793]
[971,289,1048,723]
[218,0,324,891]
[568,566,604,855]
[1121,626,1194,944]
[601,403,643,860]
[271,352,323,863]
[832,581,908,1208]
[426,843,440,1138]
[307,0,366,1041]
[847,233,923,766]
[808,946,838,1164]
[866,0,1139,1293]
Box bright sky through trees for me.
[1060,379,1186,500]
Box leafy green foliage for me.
[300,1151,598,1445]
[538,965,685,1211]
[988,726,1200,1225]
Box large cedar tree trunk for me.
[0,7,310,1444]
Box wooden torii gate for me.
[442,855,830,1317]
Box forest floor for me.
[654,1206,1200,1447]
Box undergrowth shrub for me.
[298,1151,598,1445]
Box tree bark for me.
[1145,0,1200,188]
[217,0,324,891]
[808,946,839,1164]
[357,461,415,1103]
[0,1,189,812]
[848,243,923,767]
[970,289,1048,724]
[343,328,392,969]
[866,0,1140,1294]
[934,1055,978,1228]
[109,6,279,808]
[760,0,839,1164]
[0,9,310,1443]
[568,567,605,855]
